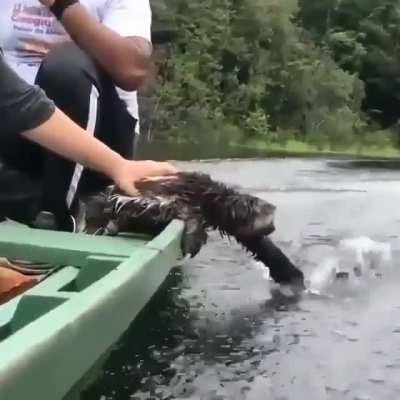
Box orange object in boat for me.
[0,266,37,305]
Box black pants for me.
[0,43,137,230]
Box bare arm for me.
[0,54,174,195]
[41,1,151,91]
[23,109,125,179]
[23,108,177,195]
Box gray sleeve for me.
[0,56,56,137]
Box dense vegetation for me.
[142,0,400,152]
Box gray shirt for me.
[0,55,55,137]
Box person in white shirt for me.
[0,0,153,231]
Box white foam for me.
[253,260,270,280]
[307,257,338,295]
[338,236,392,277]
[307,236,392,295]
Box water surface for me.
[81,158,400,400]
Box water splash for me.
[307,236,392,295]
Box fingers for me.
[117,180,139,196]
[113,160,180,196]
[139,175,178,183]
[142,161,178,175]
[160,161,179,175]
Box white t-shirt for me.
[0,0,152,127]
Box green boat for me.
[0,219,184,399]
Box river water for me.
[81,158,400,400]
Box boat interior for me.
[0,220,151,342]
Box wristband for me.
[50,0,79,20]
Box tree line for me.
[143,0,400,149]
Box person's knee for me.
[36,43,100,106]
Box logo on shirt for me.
[12,3,64,36]
[9,3,68,58]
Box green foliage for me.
[146,0,398,150]
[299,0,400,128]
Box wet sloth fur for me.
[84,172,305,290]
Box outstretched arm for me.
[0,56,176,196]
[23,109,177,195]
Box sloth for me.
[83,172,305,291]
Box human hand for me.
[111,160,179,196]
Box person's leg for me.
[0,132,43,179]
[35,43,136,231]
[0,130,43,223]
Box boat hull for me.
[0,220,184,400]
